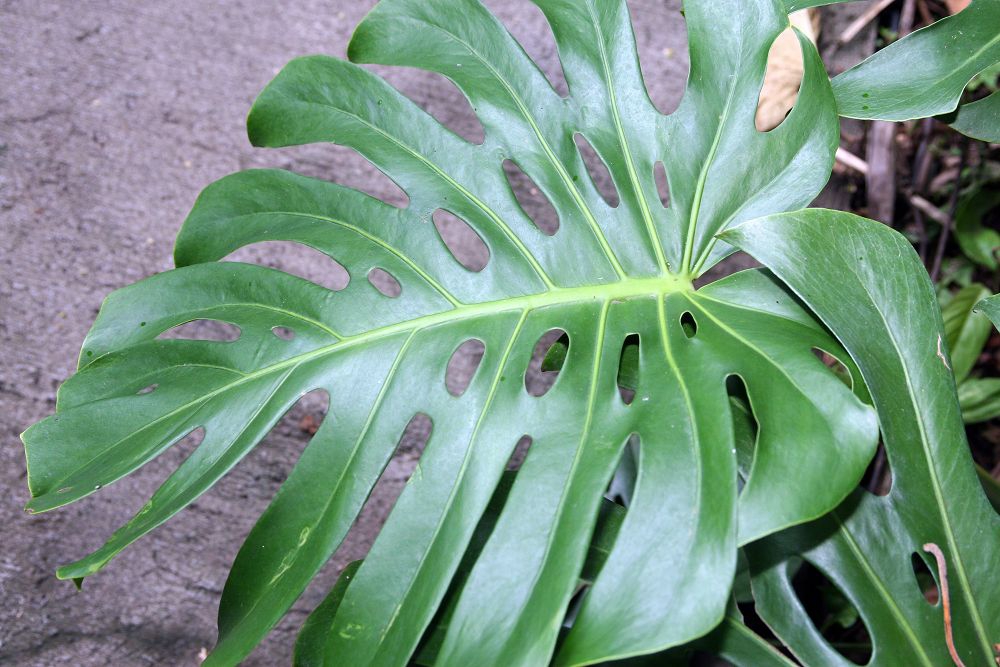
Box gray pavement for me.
[0,1,689,664]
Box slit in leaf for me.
[812,347,853,390]
[727,375,758,492]
[526,329,568,397]
[911,552,940,606]
[503,159,560,235]
[491,1,569,97]
[368,267,402,298]
[157,319,241,342]
[861,443,892,497]
[755,20,807,132]
[432,209,490,273]
[574,133,620,207]
[506,435,534,472]
[412,464,522,665]
[380,67,486,145]
[445,339,486,398]
[791,559,872,666]
[222,240,351,291]
[680,311,698,338]
[606,434,639,506]
[616,334,640,404]
[653,160,670,208]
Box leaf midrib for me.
[680,8,745,275]
[34,278,689,510]
[829,241,993,661]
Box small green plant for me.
[22,0,1000,665]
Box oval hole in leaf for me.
[653,161,670,208]
[432,209,490,272]
[271,326,296,341]
[157,319,241,342]
[911,552,940,606]
[861,443,892,497]
[791,559,873,665]
[526,329,569,397]
[368,267,402,298]
[617,334,640,405]
[606,434,639,506]
[574,133,620,207]
[680,311,698,338]
[506,435,534,471]
[812,347,853,390]
[223,240,350,291]
[503,159,560,235]
[446,339,486,398]
[726,375,759,492]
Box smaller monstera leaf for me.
[944,90,1000,143]
[23,1,875,665]
[722,211,1000,667]
[832,0,1000,121]
[941,283,993,383]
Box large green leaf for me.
[947,90,1000,143]
[21,1,877,665]
[978,293,1000,325]
[941,283,993,383]
[962,294,1000,424]
[832,0,1000,121]
[724,210,1000,666]
[953,188,1000,271]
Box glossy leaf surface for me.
[724,210,1000,666]
[953,188,1000,271]
[832,0,1000,121]
[21,1,878,665]
[947,90,1000,143]
[941,283,993,383]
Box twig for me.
[838,0,898,44]
[866,121,897,224]
[930,141,967,282]
[835,147,952,226]
[910,194,952,227]
[916,0,934,24]
[900,0,918,36]
[911,118,936,262]
[923,543,966,667]
[836,147,871,174]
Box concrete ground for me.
[0,1,691,664]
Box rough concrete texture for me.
[0,1,692,664]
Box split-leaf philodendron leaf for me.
[721,211,1000,666]
[22,1,888,665]
[832,0,1000,122]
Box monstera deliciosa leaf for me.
[719,213,1000,666]
[22,0,879,665]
